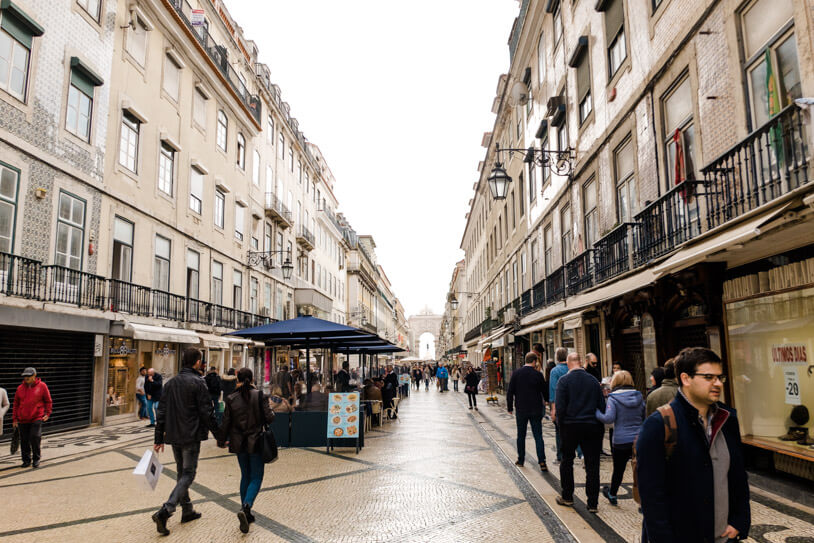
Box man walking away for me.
[144,368,163,427]
[152,348,217,536]
[645,359,679,418]
[205,367,222,409]
[637,347,750,543]
[507,352,549,472]
[464,366,480,410]
[554,353,605,513]
[135,367,148,420]
[12,367,52,468]
[548,347,569,462]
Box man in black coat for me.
[152,348,217,536]
[204,367,222,408]
[507,352,549,472]
[144,368,163,427]
[637,347,750,543]
[382,366,399,418]
[335,361,351,393]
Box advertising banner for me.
[326,392,361,439]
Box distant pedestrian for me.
[383,366,399,418]
[144,368,163,427]
[585,353,601,382]
[0,386,9,434]
[205,367,222,409]
[423,367,430,390]
[273,366,291,399]
[507,352,549,472]
[412,366,422,390]
[645,359,679,418]
[12,367,52,468]
[451,366,461,392]
[217,367,275,533]
[637,347,750,543]
[135,367,148,420]
[548,347,569,462]
[595,370,644,506]
[335,361,351,392]
[648,366,665,397]
[436,364,449,393]
[464,366,479,410]
[554,353,605,513]
[152,348,217,536]
[222,367,238,399]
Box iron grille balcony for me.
[531,278,546,311]
[0,252,42,299]
[186,298,213,325]
[296,225,315,250]
[153,289,186,320]
[109,279,152,316]
[703,104,810,230]
[546,267,566,305]
[520,289,532,315]
[593,223,632,284]
[632,180,702,267]
[264,193,293,228]
[44,265,107,310]
[566,250,593,294]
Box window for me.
[741,0,800,129]
[249,277,258,314]
[576,52,592,124]
[189,166,203,214]
[264,282,272,313]
[583,178,598,249]
[193,87,207,128]
[663,77,696,184]
[216,110,227,151]
[112,216,133,281]
[235,204,245,241]
[236,133,246,169]
[163,54,181,101]
[528,162,537,205]
[119,111,140,172]
[561,205,572,264]
[0,163,18,253]
[186,249,199,299]
[558,122,568,153]
[544,225,553,275]
[264,222,272,251]
[510,191,516,230]
[537,32,545,86]
[153,235,170,291]
[214,190,224,228]
[66,67,98,142]
[288,148,294,172]
[512,261,518,297]
[604,0,627,78]
[252,149,260,185]
[251,236,258,250]
[553,3,563,49]
[518,172,525,217]
[296,159,302,183]
[55,192,85,271]
[614,137,637,223]
[267,115,274,144]
[211,260,223,304]
[158,142,174,196]
[232,269,242,310]
[0,6,40,101]
[77,0,100,20]
[278,134,284,159]
[276,231,283,263]
[530,239,539,282]
[125,16,148,66]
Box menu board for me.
[326,392,361,439]
[398,374,411,386]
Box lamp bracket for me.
[494,142,575,177]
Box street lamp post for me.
[485,142,574,200]
[246,249,294,280]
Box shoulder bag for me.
[255,391,279,464]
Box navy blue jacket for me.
[506,365,546,414]
[555,368,605,425]
[636,393,750,543]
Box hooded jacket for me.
[13,378,52,424]
[595,386,645,445]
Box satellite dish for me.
[510,81,529,106]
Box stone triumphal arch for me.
[407,307,443,359]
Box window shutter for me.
[604,0,624,42]
[70,69,95,97]
[577,59,591,103]
[0,1,44,49]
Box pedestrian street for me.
[1,388,812,543]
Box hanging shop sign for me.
[771,344,808,366]
[110,344,137,356]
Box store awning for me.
[197,332,230,349]
[653,203,793,279]
[562,312,583,330]
[516,317,560,337]
[226,336,253,346]
[124,322,199,344]
[479,325,511,347]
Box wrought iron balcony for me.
[464,324,481,342]
[0,252,42,299]
[520,289,532,315]
[264,193,293,228]
[593,223,633,284]
[703,104,810,230]
[296,225,315,251]
[633,180,703,267]
[566,250,593,294]
[545,267,566,305]
[531,278,546,311]
[109,279,152,316]
[44,265,107,310]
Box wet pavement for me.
[1,386,812,542]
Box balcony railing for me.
[187,298,213,324]
[44,265,107,310]
[464,324,481,342]
[297,225,315,248]
[169,0,261,124]
[153,289,186,321]
[109,279,152,316]
[520,289,532,315]
[546,267,566,305]
[264,193,293,227]
[481,316,499,334]
[703,104,810,230]
[593,223,632,284]
[633,180,702,267]
[531,278,546,311]
[0,252,42,299]
[566,250,593,294]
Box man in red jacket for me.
[12,367,52,468]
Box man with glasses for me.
[636,347,750,543]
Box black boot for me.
[180,507,202,523]
[237,504,251,533]
[152,508,170,536]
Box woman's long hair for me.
[237,367,254,401]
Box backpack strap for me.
[657,404,678,460]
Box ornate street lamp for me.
[486,142,574,201]
[487,162,511,200]
[247,249,294,280]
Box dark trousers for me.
[19,421,42,464]
[467,392,477,408]
[559,422,603,507]
[515,412,546,463]
[136,393,147,418]
[163,442,201,514]
[554,419,583,461]
[453,379,459,391]
[609,442,633,496]
[236,451,265,507]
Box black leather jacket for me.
[217,387,275,454]
[155,368,216,446]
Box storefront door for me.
[107,338,138,417]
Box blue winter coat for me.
[436,367,448,379]
[595,387,645,445]
[636,392,750,543]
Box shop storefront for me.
[107,338,138,417]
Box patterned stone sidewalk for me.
[0,389,812,542]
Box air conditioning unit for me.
[504,308,516,324]
[259,306,270,316]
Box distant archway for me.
[418,332,436,360]
[408,307,442,359]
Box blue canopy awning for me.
[228,315,365,340]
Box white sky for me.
[227,1,520,317]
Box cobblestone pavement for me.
[1,388,813,542]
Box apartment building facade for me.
[456,0,814,478]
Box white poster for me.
[770,343,808,366]
[784,370,801,405]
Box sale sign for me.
[770,344,808,366]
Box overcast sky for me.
[227,1,519,317]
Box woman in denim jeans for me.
[217,368,275,533]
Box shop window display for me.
[726,287,814,453]
[107,338,138,417]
